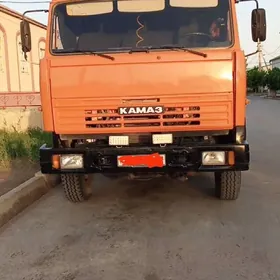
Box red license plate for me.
[117,153,166,168]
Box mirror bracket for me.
[235,0,259,9]
[245,50,258,58]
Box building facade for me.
[0,5,46,130]
[270,55,280,69]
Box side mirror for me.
[20,20,32,54]
[251,8,267,42]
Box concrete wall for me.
[0,5,46,131]
[0,108,43,131]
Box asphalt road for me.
[1,96,280,280]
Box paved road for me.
[1,96,280,280]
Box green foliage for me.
[265,68,280,91]
[0,128,52,167]
[247,66,280,93]
[246,67,267,92]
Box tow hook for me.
[176,171,198,181]
[177,175,189,182]
[170,172,189,182]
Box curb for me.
[263,96,280,100]
[0,173,60,228]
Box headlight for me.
[202,151,225,166]
[60,154,83,169]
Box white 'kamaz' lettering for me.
[118,106,164,115]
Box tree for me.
[246,67,267,93]
[266,68,280,97]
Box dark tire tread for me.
[215,171,241,200]
[61,174,90,203]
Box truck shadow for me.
[90,172,217,206]
[83,173,220,228]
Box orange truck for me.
[20,0,266,202]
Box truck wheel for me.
[214,171,241,200]
[61,174,92,203]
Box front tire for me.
[215,171,241,200]
[61,174,92,203]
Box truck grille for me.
[53,93,233,133]
[84,106,201,128]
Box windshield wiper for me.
[53,49,115,60]
[127,47,151,54]
[126,45,207,57]
[152,45,207,58]
[79,50,115,60]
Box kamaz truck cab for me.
[20,0,266,202]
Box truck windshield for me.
[51,0,233,54]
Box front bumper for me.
[40,142,250,174]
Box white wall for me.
[271,58,280,69]
[0,8,46,93]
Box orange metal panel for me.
[50,52,233,99]
[48,51,234,134]
[40,59,54,131]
